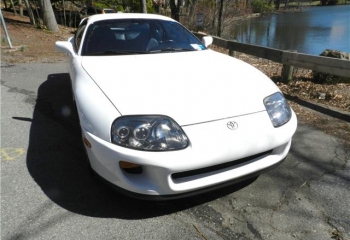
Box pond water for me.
[226,5,350,55]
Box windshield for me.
[81,19,206,56]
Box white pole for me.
[0,9,13,49]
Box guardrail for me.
[194,33,350,82]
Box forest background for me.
[2,0,348,36]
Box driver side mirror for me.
[55,39,75,56]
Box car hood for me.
[81,50,279,126]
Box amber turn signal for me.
[83,137,92,149]
[119,161,142,174]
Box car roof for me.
[86,13,175,24]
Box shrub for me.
[327,0,338,5]
[251,0,274,14]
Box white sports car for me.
[55,13,297,200]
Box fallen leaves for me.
[277,81,350,112]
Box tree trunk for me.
[85,0,92,7]
[24,0,36,25]
[141,0,147,13]
[170,0,182,21]
[153,0,160,13]
[170,0,176,20]
[284,0,289,8]
[63,0,66,26]
[217,0,224,37]
[10,0,18,15]
[211,0,216,30]
[39,0,59,32]
[274,0,280,10]
[19,0,24,16]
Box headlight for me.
[111,115,188,151]
[264,92,292,127]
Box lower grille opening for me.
[172,150,272,180]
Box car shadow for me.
[26,73,257,220]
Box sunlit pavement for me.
[1,63,349,240]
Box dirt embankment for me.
[1,10,349,144]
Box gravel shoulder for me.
[1,10,349,145]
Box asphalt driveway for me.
[1,63,349,240]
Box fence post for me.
[228,40,237,58]
[282,50,297,83]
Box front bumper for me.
[83,110,297,198]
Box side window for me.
[151,22,164,42]
[74,20,87,53]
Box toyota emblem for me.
[227,121,238,130]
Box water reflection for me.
[226,5,350,55]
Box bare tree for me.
[274,0,281,10]
[10,0,18,15]
[170,0,182,21]
[284,0,290,8]
[3,0,8,9]
[24,0,36,25]
[153,0,161,13]
[217,0,223,36]
[38,0,59,32]
[19,0,24,16]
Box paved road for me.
[1,63,349,240]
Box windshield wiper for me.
[149,48,195,53]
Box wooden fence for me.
[194,33,350,82]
